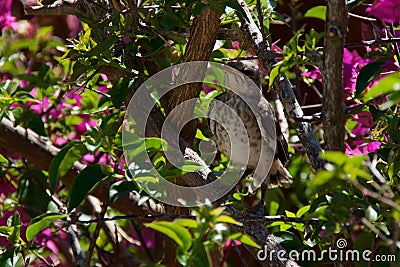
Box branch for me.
[24,0,109,18]
[322,1,347,152]
[345,37,400,48]
[235,0,324,169]
[0,117,163,215]
[72,213,321,225]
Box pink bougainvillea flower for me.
[66,15,83,38]
[27,97,51,115]
[73,114,97,135]
[366,0,400,24]
[343,49,372,102]
[0,0,18,31]
[346,140,382,156]
[231,41,240,50]
[351,111,375,136]
[302,68,322,82]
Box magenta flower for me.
[0,0,18,31]
[366,0,400,23]
[66,15,83,38]
[346,141,382,156]
[231,41,241,50]
[343,49,372,103]
[302,68,322,82]
[351,112,375,136]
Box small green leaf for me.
[215,215,242,226]
[68,164,112,211]
[304,6,327,21]
[193,2,207,16]
[363,72,400,102]
[174,219,198,228]
[269,64,281,88]
[109,181,139,204]
[274,231,305,250]
[228,233,260,249]
[0,154,8,163]
[145,221,192,251]
[309,170,335,188]
[49,141,88,193]
[296,205,310,218]
[356,61,384,97]
[26,213,67,242]
[195,129,209,141]
[285,210,296,218]
[134,175,159,183]
[173,160,204,173]
[321,151,349,166]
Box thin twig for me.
[345,37,400,48]
[84,197,110,267]
[221,52,283,61]
[361,217,400,249]
[69,213,321,225]
[350,179,400,212]
[132,221,155,262]
[389,24,400,64]
[233,240,249,267]
[349,12,376,21]
[256,0,266,41]
[67,223,85,266]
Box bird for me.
[207,60,292,191]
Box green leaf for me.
[18,171,50,218]
[215,215,242,226]
[7,212,22,244]
[195,129,209,141]
[193,2,207,16]
[356,61,385,97]
[309,170,335,188]
[109,181,139,204]
[285,210,296,218]
[296,205,310,218]
[0,154,8,163]
[26,213,67,242]
[145,221,192,251]
[269,64,281,88]
[173,160,204,173]
[363,72,400,102]
[68,164,112,211]
[321,151,349,166]
[189,242,210,267]
[274,231,305,250]
[228,233,260,249]
[49,141,88,193]
[174,219,198,228]
[304,6,327,21]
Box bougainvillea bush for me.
[0,0,399,266]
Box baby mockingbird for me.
[207,61,292,189]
